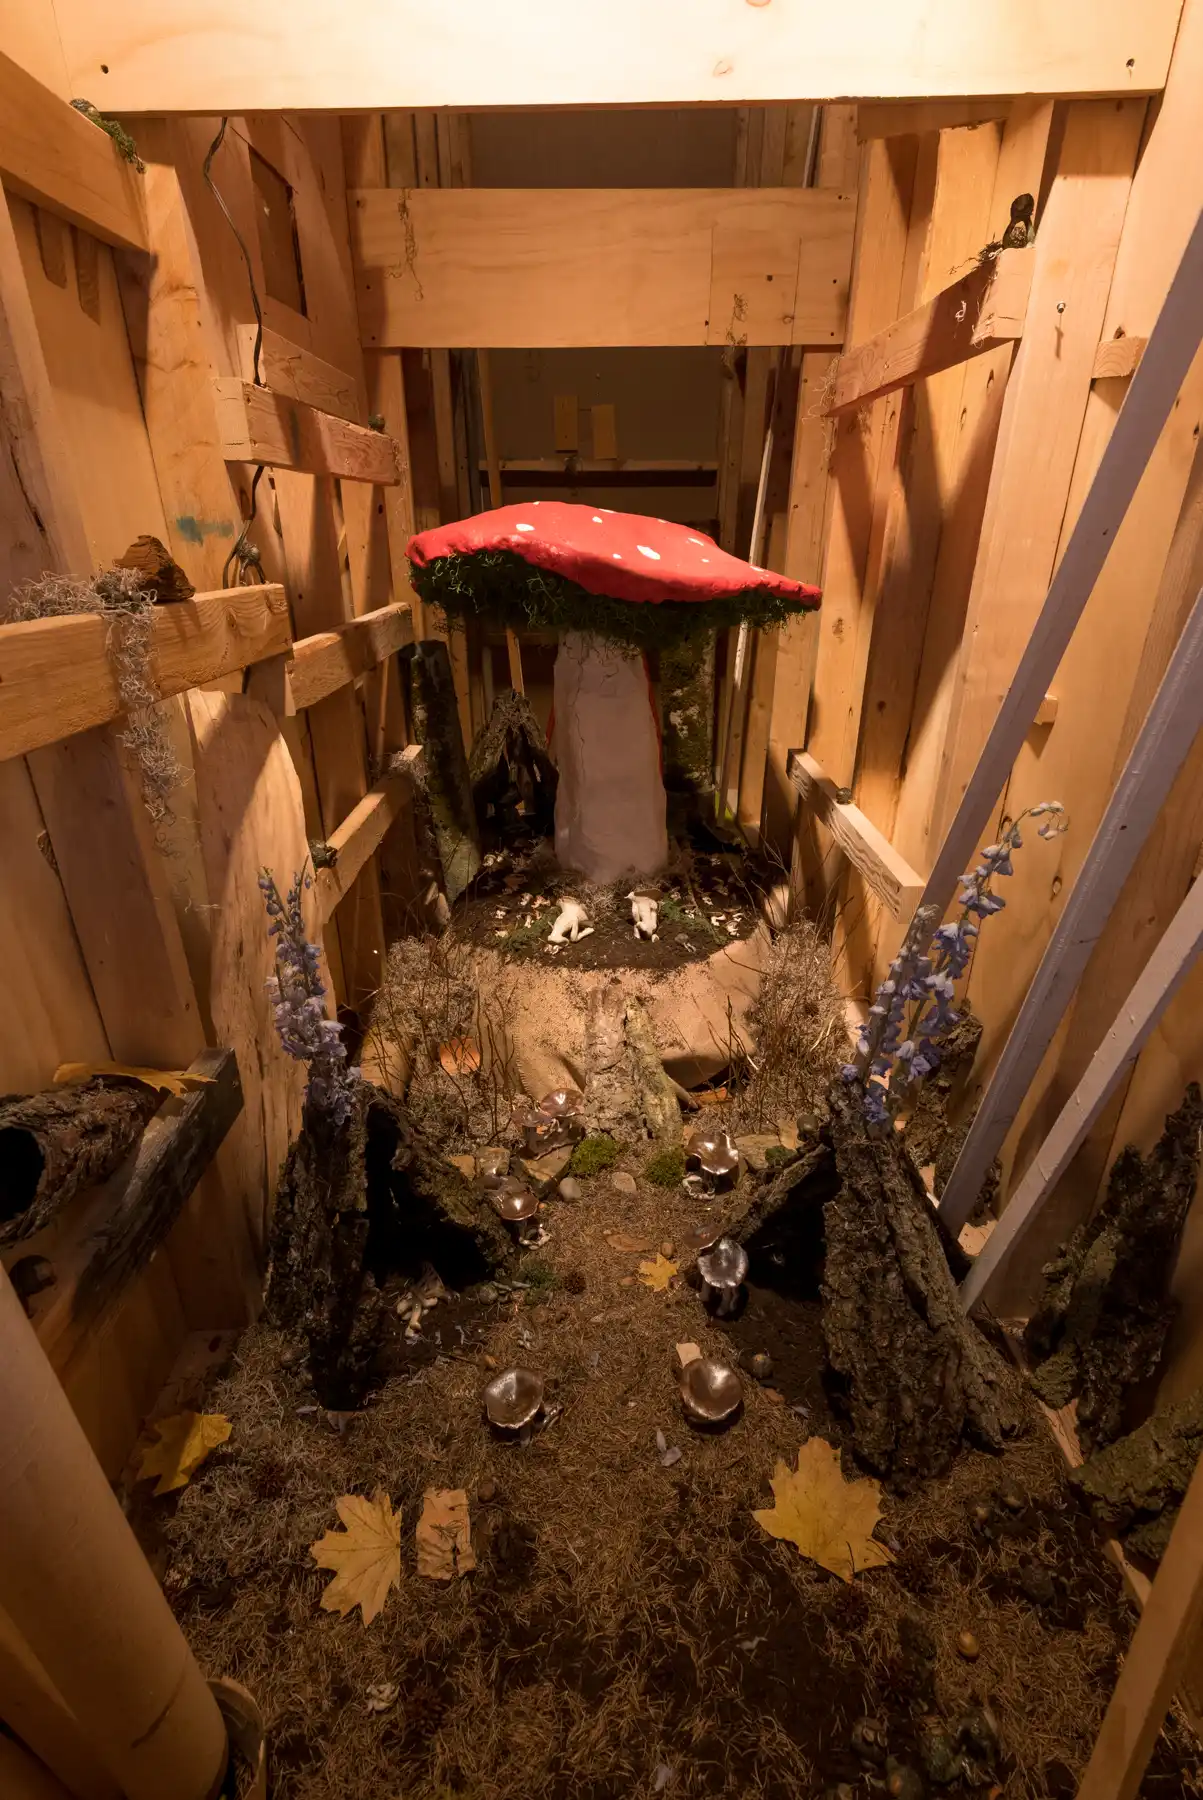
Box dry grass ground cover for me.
[138,1154,1202,1800]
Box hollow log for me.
[1025,1082,1203,1453]
[0,1079,161,1244]
[821,1083,1011,1490]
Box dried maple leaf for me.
[605,1231,652,1254]
[310,1490,401,1625]
[416,1487,476,1580]
[752,1439,894,1583]
[137,1412,231,1495]
[637,1254,678,1293]
[55,1061,215,1098]
[438,1037,481,1076]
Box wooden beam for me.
[211,378,401,482]
[1093,333,1148,379]
[49,1,1182,110]
[351,187,856,350]
[787,749,926,918]
[0,585,291,762]
[0,51,147,252]
[288,600,414,712]
[857,99,1011,140]
[240,324,362,422]
[959,863,1203,1315]
[19,1051,243,1370]
[939,581,1203,1234]
[825,245,1034,416]
[316,767,414,923]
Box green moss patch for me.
[569,1134,620,1177]
[644,1145,686,1188]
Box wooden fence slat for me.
[212,376,401,482]
[288,601,414,712]
[787,750,926,916]
[0,586,291,761]
[825,244,1033,416]
[0,50,147,252]
[316,771,412,923]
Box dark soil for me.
[453,840,766,973]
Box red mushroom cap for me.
[408,502,820,610]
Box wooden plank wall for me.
[0,82,423,1476]
[793,1,1203,1385]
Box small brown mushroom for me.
[697,1237,749,1316]
[487,1177,541,1223]
[483,1367,545,1430]
[678,1356,742,1426]
[685,1127,740,1190]
[682,1218,726,1255]
[534,1089,586,1152]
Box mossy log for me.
[0,1079,161,1243]
[822,1084,1011,1490]
[267,1086,509,1407]
[1025,1083,1202,1454]
[624,999,680,1143]
[659,631,716,826]
[468,688,557,840]
[405,639,482,903]
[1071,1387,1203,1563]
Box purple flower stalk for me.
[844,803,1067,1132]
[260,866,360,1125]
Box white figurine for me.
[548,898,594,944]
[627,891,659,941]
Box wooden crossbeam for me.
[787,749,926,918]
[238,324,362,422]
[288,602,414,712]
[825,245,1034,415]
[0,585,290,762]
[857,99,1012,140]
[351,187,856,350]
[0,51,147,252]
[316,761,416,924]
[212,378,401,483]
[1093,333,1148,379]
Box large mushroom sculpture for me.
[407,502,820,885]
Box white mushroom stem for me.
[553,632,668,885]
[628,893,659,939]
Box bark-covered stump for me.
[821,1085,1012,1490]
[267,1087,510,1407]
[1071,1387,1203,1563]
[0,1077,161,1243]
[1025,1082,1203,1454]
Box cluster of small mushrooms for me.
[479,1105,762,1436]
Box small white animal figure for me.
[548,898,594,944]
[627,891,659,941]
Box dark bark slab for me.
[1025,1083,1203,1454]
[821,1084,1011,1491]
[468,687,557,840]
[267,1085,511,1407]
[0,1078,161,1244]
[404,639,482,903]
[1071,1387,1203,1563]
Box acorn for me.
[750,1352,774,1381]
[956,1629,981,1662]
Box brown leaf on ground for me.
[54,1061,215,1098]
[605,1231,652,1254]
[438,1037,481,1075]
[417,1487,476,1580]
[310,1490,402,1625]
[637,1254,678,1293]
[137,1412,231,1495]
[752,1439,894,1583]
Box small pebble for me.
[482,1354,498,1369]
[750,1352,774,1381]
[612,1172,638,1195]
[660,1240,675,1258]
[761,1387,785,1405]
[886,1764,925,1800]
[998,1482,1025,1514]
[956,1629,980,1662]
[558,1177,583,1202]
[477,1479,497,1504]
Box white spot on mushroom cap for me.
[688,537,706,546]
[515,523,535,533]
[636,545,661,561]
[592,515,604,523]
[700,558,710,564]
[612,552,622,559]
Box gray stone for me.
[558,1177,584,1202]
[612,1172,638,1196]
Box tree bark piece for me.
[1024,1083,1203,1453]
[1070,1387,1203,1564]
[624,998,680,1143]
[0,1078,161,1243]
[583,985,641,1140]
[822,1084,1011,1490]
[405,638,482,903]
[660,629,716,829]
[267,1085,510,1406]
[467,686,557,841]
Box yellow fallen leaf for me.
[605,1231,652,1254]
[137,1412,231,1495]
[416,1487,476,1580]
[438,1037,481,1076]
[54,1061,214,1099]
[637,1254,678,1293]
[310,1490,401,1625]
[752,1439,894,1584]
